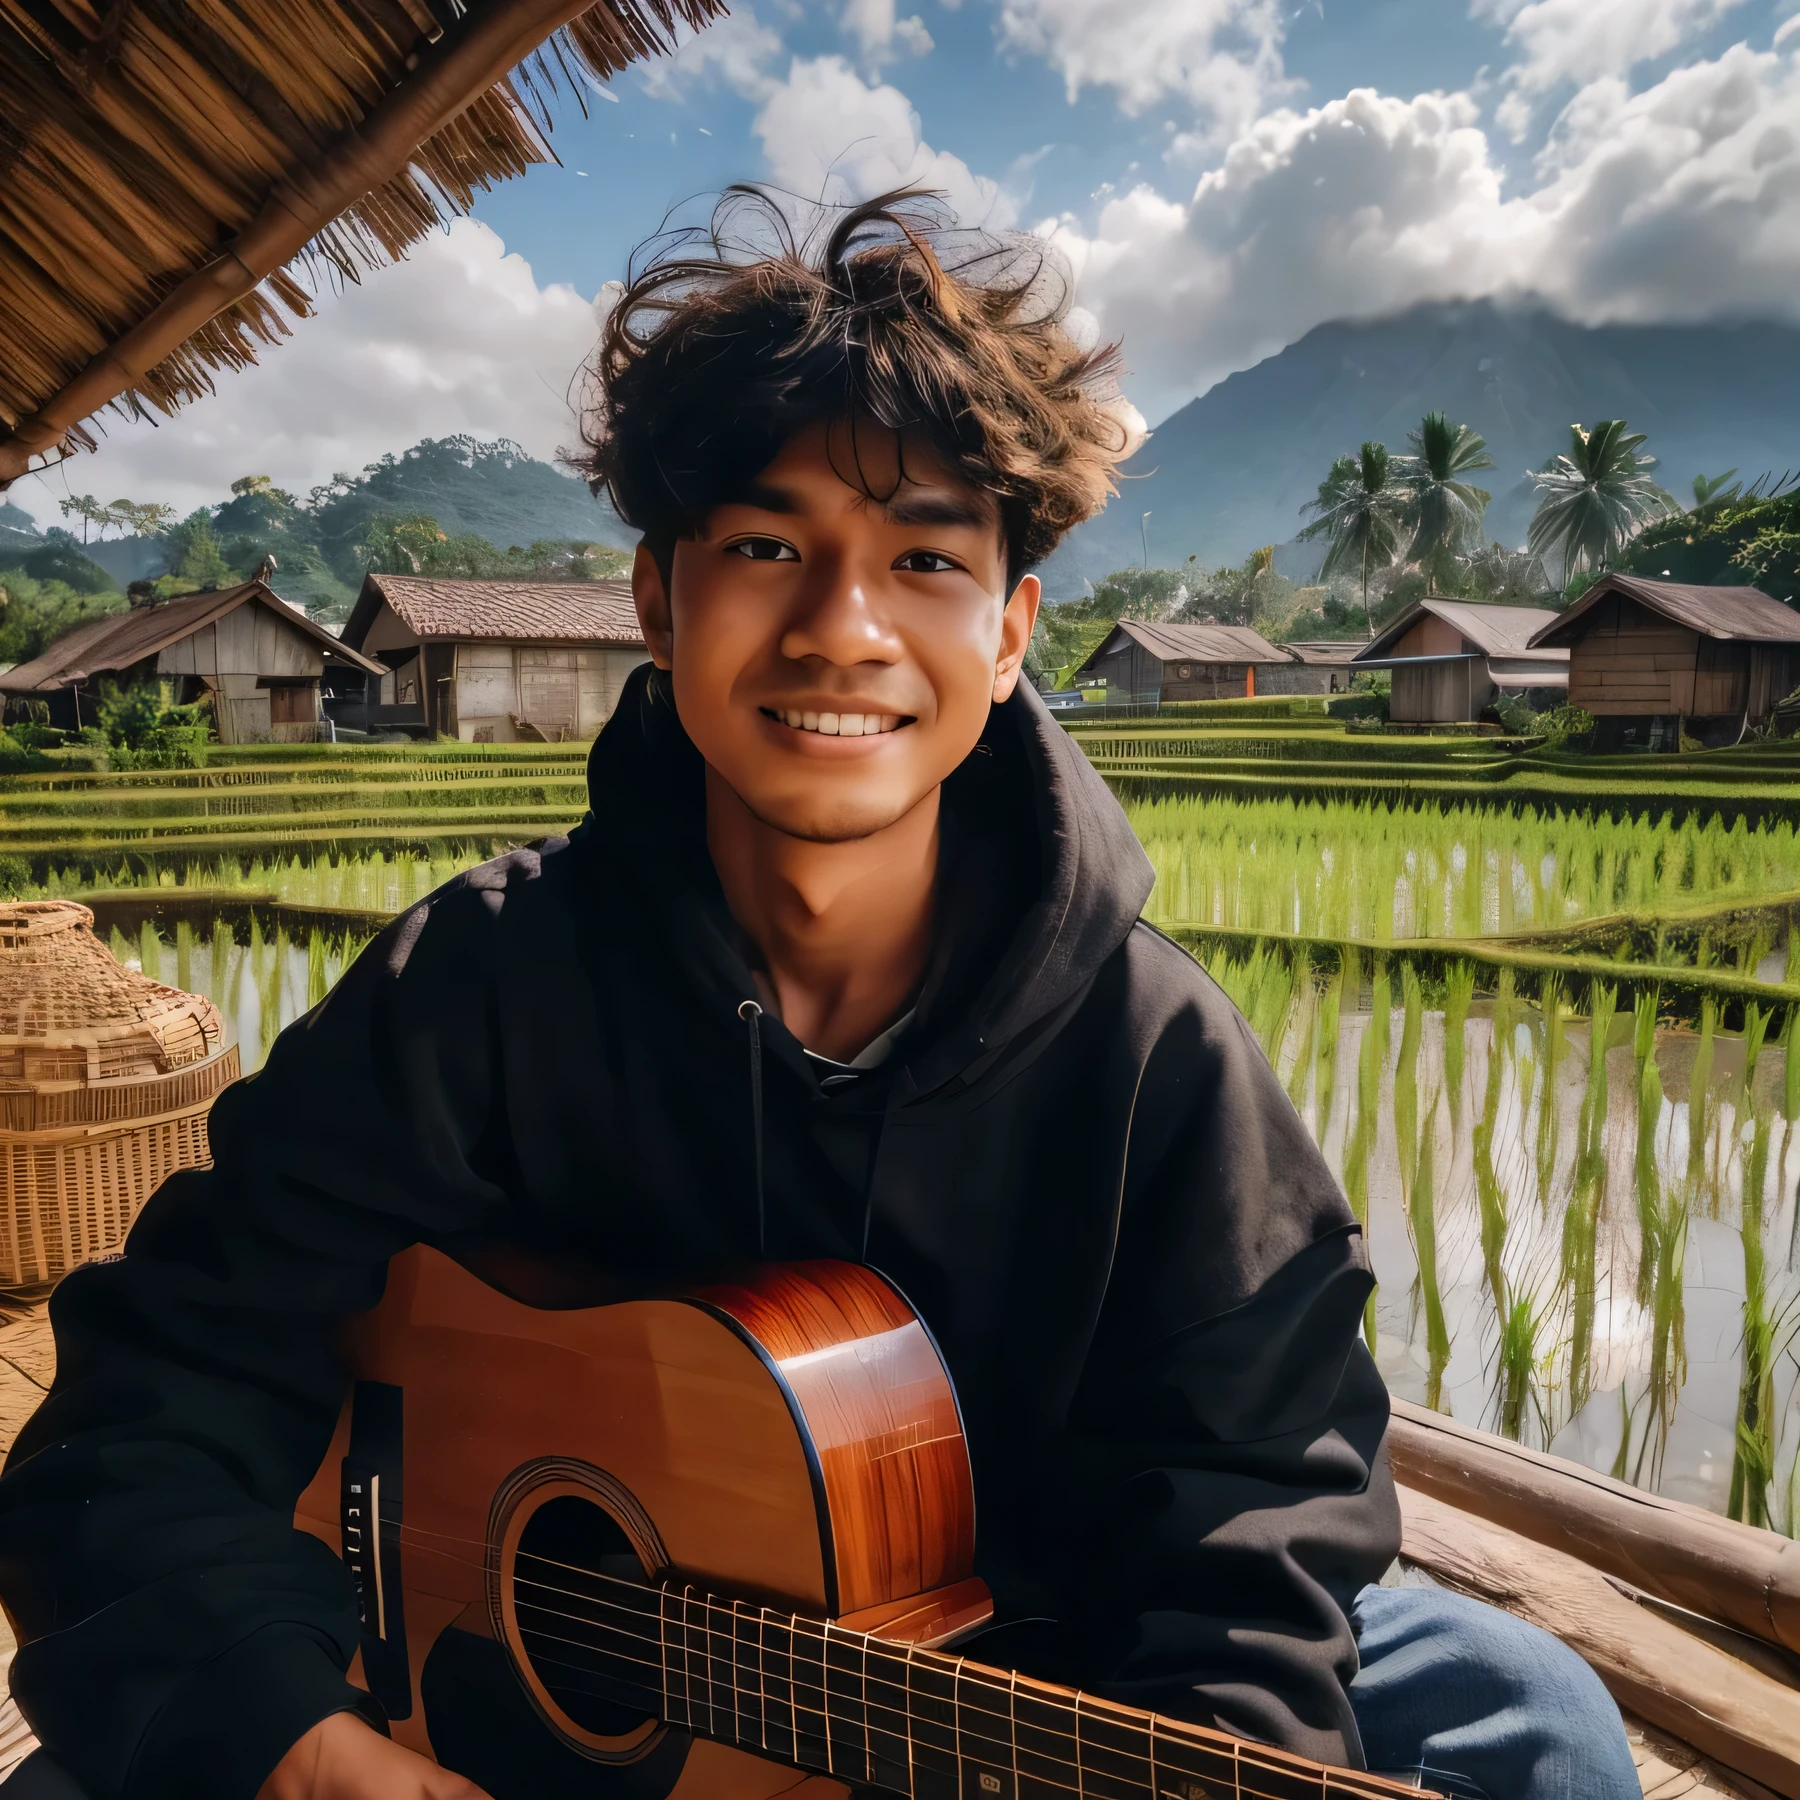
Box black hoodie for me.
[0,669,1399,1800]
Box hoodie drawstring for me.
[737,999,766,1256]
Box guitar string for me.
[506,1581,1326,1797]
[503,1559,1368,1790]
[385,1536,1399,1798]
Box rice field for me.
[1134,791,1800,944]
[20,728,1800,1528]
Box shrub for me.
[1532,704,1595,750]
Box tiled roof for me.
[347,575,644,648]
[0,580,379,691]
[1529,574,1800,647]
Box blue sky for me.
[16,0,1800,524]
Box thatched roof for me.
[345,572,641,646]
[0,0,720,487]
[0,579,382,690]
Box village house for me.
[1351,598,1567,725]
[1070,620,1351,706]
[1527,573,1800,750]
[337,575,650,741]
[0,579,381,743]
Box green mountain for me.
[1043,302,1800,595]
[0,502,44,557]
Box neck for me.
[706,766,939,1063]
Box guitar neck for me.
[650,1583,1421,1800]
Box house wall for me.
[1391,616,1464,659]
[451,644,649,742]
[1561,594,1774,719]
[156,599,324,744]
[1159,660,1253,700]
[1391,659,1489,723]
[1255,663,1340,696]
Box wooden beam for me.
[1387,1398,1800,1657]
[1398,1484,1800,1799]
[0,0,609,481]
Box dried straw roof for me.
[0,0,720,487]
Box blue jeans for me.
[1351,1583,1640,1799]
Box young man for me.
[0,192,1636,1800]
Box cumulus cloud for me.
[15,220,598,521]
[1044,40,1800,421]
[1474,0,1749,138]
[840,0,934,67]
[753,56,1014,223]
[995,0,1291,137]
[636,4,784,102]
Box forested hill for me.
[1042,302,1800,595]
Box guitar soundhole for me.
[512,1493,661,1740]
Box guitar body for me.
[295,1245,991,1800]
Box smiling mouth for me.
[761,707,911,738]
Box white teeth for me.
[881,715,899,733]
[818,712,840,735]
[780,707,904,735]
[786,710,803,728]
[840,714,864,737]
[802,711,818,732]
[863,714,882,736]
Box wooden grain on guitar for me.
[294,1246,1433,1800]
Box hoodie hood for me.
[581,662,1154,1081]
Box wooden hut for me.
[338,574,649,741]
[0,901,237,1286]
[1071,621,1348,706]
[1527,574,1800,748]
[1352,599,1567,724]
[0,0,719,490]
[0,580,381,744]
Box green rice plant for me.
[1394,961,1424,1203]
[1342,956,1391,1353]
[306,928,328,1011]
[138,919,161,986]
[175,917,193,993]
[1535,976,1566,1218]
[1473,970,1515,1329]
[1406,1090,1451,1410]
[1314,961,1345,1139]
[1443,960,1475,1130]
[1497,1287,1552,1445]
[1688,997,1717,1210]
[1630,1039,1689,1489]
[1563,981,1618,1414]
[1729,1095,1776,1528]
[1632,988,1661,1307]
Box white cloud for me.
[753,56,1014,224]
[840,0,934,66]
[1473,0,1748,138]
[636,4,784,101]
[15,220,598,522]
[1047,40,1800,421]
[995,0,1291,137]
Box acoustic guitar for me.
[295,1245,1433,1800]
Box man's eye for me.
[896,550,959,573]
[726,537,799,562]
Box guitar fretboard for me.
[512,1552,1427,1800]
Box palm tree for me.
[1396,413,1494,582]
[1527,420,1676,579]
[1298,441,1407,634]
[1690,468,1741,513]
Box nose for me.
[778,545,903,669]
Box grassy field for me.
[9,715,1800,1528]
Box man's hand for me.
[256,1711,493,1800]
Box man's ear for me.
[632,542,675,670]
[992,574,1042,704]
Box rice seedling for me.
[1443,961,1475,1130]
[1473,970,1515,1331]
[1688,998,1717,1209]
[1729,1092,1776,1528]
[1496,1286,1553,1445]
[1562,981,1618,1414]
[1535,976,1566,1218]
[1314,958,1345,1140]
[1630,1040,1689,1490]
[1407,1090,1451,1409]
[1341,956,1391,1352]
[1394,962,1424,1202]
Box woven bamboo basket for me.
[0,901,238,1286]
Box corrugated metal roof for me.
[1357,599,1565,663]
[346,575,644,648]
[0,581,380,692]
[1528,574,1800,647]
[1083,620,1286,669]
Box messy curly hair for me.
[577,186,1135,588]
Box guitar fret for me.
[790,1613,833,1774]
[823,1622,872,1784]
[863,1639,916,1796]
[904,1647,962,1800]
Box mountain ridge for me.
[1043,301,1800,595]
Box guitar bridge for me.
[341,1379,410,1721]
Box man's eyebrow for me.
[727,480,803,516]
[883,489,996,530]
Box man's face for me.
[633,419,1040,843]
